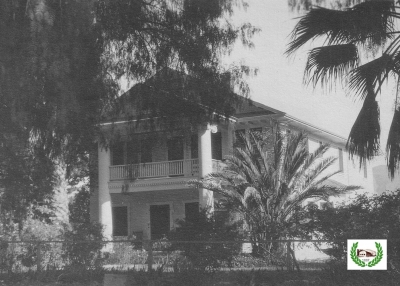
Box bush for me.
[168,209,243,272]
[305,191,400,265]
[0,217,64,272]
[62,221,104,271]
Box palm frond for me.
[287,1,395,55]
[347,91,380,165]
[348,53,393,99]
[304,44,359,87]
[287,142,329,189]
[284,132,309,182]
[296,156,337,194]
[281,185,359,221]
[386,109,400,178]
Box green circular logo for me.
[350,242,383,267]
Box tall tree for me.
[0,0,257,223]
[287,0,400,177]
[190,128,358,265]
[288,0,364,12]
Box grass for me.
[1,266,399,286]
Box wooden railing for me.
[110,159,200,181]
[212,159,225,173]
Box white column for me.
[98,145,113,240]
[198,124,215,212]
[227,122,234,155]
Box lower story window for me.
[112,206,128,236]
[185,202,199,223]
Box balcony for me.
[109,159,224,181]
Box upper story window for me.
[111,141,125,166]
[141,138,153,163]
[111,138,154,165]
[191,134,198,159]
[363,161,368,178]
[167,137,184,161]
[250,127,262,134]
[234,129,246,149]
[212,132,222,160]
[338,148,344,173]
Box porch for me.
[109,159,224,181]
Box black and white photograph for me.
[0,0,399,285]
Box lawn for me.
[1,268,399,286]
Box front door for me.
[150,204,170,240]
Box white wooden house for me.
[90,72,373,240]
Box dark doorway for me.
[112,206,128,236]
[112,142,125,166]
[191,134,198,159]
[212,132,222,160]
[150,204,170,240]
[185,202,199,223]
[167,137,184,161]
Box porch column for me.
[198,124,216,212]
[98,145,113,239]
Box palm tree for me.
[286,0,400,178]
[190,128,358,267]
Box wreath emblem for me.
[350,242,383,268]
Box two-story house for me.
[90,72,374,240]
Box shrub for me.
[305,191,400,266]
[168,209,243,272]
[62,221,104,271]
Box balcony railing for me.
[110,159,199,181]
[109,159,226,181]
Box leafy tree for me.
[287,0,400,177]
[191,128,358,265]
[0,0,257,224]
[305,191,400,267]
[69,186,91,225]
[288,0,364,12]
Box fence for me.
[0,239,335,274]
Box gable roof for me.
[103,69,347,146]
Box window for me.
[234,129,246,149]
[249,127,262,151]
[185,202,199,223]
[141,138,153,163]
[111,142,125,166]
[126,140,139,164]
[191,134,198,159]
[168,137,184,161]
[250,127,262,134]
[112,206,128,236]
[338,148,344,172]
[363,161,368,178]
[211,132,222,160]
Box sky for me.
[227,0,396,150]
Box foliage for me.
[62,222,104,270]
[168,209,243,271]
[287,0,400,177]
[0,138,56,226]
[0,0,257,224]
[69,186,91,225]
[191,128,358,261]
[0,215,64,272]
[288,0,365,12]
[304,191,400,264]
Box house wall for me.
[307,137,374,206]
[111,189,198,240]
[96,115,377,237]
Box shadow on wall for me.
[373,165,400,194]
